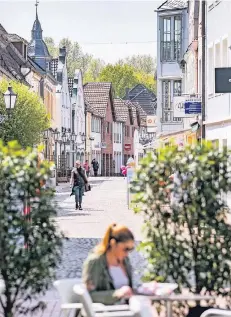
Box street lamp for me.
[3,85,17,111]
[70,133,77,142]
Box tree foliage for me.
[44,37,157,94]
[97,63,156,97]
[0,80,49,147]
[0,141,63,317]
[132,143,231,300]
[118,54,156,75]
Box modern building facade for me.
[156,0,189,135]
[205,0,231,148]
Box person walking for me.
[91,158,99,177]
[70,160,88,210]
[83,160,90,178]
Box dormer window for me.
[23,44,27,60]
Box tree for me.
[0,141,63,317]
[132,143,231,302]
[0,80,49,147]
[97,64,156,97]
[44,37,58,57]
[84,58,106,82]
[119,54,156,75]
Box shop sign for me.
[173,96,201,117]
[124,144,131,151]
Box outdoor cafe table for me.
[137,294,216,317]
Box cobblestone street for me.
[36,177,146,315]
[55,177,145,282]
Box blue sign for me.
[185,101,202,114]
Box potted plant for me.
[0,141,63,317]
[131,142,231,315]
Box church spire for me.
[35,0,39,20]
[31,0,42,40]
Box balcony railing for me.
[160,40,181,62]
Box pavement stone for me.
[32,177,146,316]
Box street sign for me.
[215,67,231,93]
[124,144,131,151]
[173,96,187,118]
[185,101,202,114]
[173,96,201,117]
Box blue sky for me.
[0,0,161,63]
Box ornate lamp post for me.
[3,85,17,114]
[43,129,50,159]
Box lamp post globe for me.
[3,85,17,110]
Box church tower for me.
[28,1,51,70]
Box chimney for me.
[59,46,66,64]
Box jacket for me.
[70,167,88,187]
[82,252,133,305]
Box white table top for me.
[136,294,215,302]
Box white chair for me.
[73,284,134,317]
[53,278,83,316]
[0,280,5,295]
[129,296,154,317]
[201,309,231,317]
[54,279,129,316]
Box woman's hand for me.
[114,286,133,298]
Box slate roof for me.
[28,9,51,70]
[83,82,112,118]
[124,84,157,116]
[0,24,28,84]
[114,98,128,123]
[157,0,187,11]
[7,34,28,44]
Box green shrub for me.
[132,142,231,298]
[0,141,63,317]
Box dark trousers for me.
[94,170,98,176]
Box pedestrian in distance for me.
[70,160,88,210]
[91,158,99,177]
[83,160,90,178]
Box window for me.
[173,80,182,96]
[174,16,181,60]
[161,15,182,62]
[162,17,171,61]
[162,80,182,122]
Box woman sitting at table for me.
[82,223,135,305]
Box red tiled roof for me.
[114,98,128,123]
[84,82,112,118]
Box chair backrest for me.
[0,280,5,294]
[73,284,95,317]
[53,278,81,304]
[201,309,231,317]
[129,296,153,317]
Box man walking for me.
[70,160,88,210]
[91,158,99,177]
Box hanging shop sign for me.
[124,144,131,151]
[173,96,201,118]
